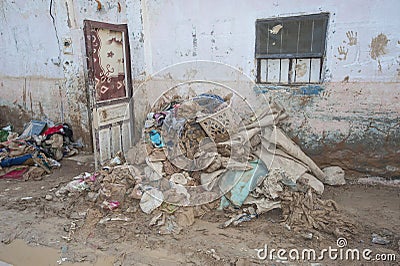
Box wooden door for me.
[84,20,134,167]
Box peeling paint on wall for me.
[295,85,325,95]
[253,84,325,96]
[192,26,198,57]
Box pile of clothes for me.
[0,122,78,180]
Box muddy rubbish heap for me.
[57,93,355,237]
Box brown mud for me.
[0,157,398,265]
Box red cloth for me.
[0,167,28,179]
[43,125,64,137]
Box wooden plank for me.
[111,124,121,155]
[99,128,111,163]
[121,121,131,153]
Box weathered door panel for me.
[84,20,134,167]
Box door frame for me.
[83,20,134,168]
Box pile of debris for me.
[57,93,354,236]
[0,121,79,180]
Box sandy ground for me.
[0,155,398,266]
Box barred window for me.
[255,13,329,84]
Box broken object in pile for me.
[58,92,348,234]
[127,93,344,217]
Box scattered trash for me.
[206,248,221,261]
[20,196,33,200]
[0,167,29,180]
[101,200,120,210]
[322,166,346,186]
[56,179,89,196]
[99,215,130,224]
[175,207,195,227]
[0,120,80,181]
[371,233,390,245]
[149,129,164,148]
[47,158,61,168]
[303,232,313,240]
[45,194,53,201]
[280,188,357,237]
[0,125,12,142]
[158,215,182,235]
[46,92,353,238]
[19,120,47,139]
[109,151,125,166]
[61,221,77,242]
[145,113,155,128]
[140,187,164,214]
[56,257,68,265]
[284,224,291,231]
[357,176,400,188]
[218,160,268,208]
[149,212,165,227]
[109,156,122,166]
[221,212,258,228]
[170,173,188,185]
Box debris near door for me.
[0,121,81,180]
[280,187,357,238]
[60,92,355,237]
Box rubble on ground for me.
[54,92,354,237]
[322,166,346,186]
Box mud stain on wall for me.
[0,105,31,133]
[29,91,33,115]
[38,102,45,117]
[370,33,389,60]
[345,30,357,46]
[22,78,27,109]
[370,33,389,71]
[65,1,72,28]
[295,62,308,77]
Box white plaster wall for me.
[0,0,399,175]
[140,0,400,82]
[134,0,400,176]
[0,1,64,78]
[0,0,132,147]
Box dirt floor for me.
[0,155,398,266]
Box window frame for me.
[255,13,329,84]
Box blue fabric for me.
[219,160,269,208]
[0,154,33,167]
[149,129,164,148]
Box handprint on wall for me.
[337,46,349,61]
[346,31,358,46]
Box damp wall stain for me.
[252,81,400,178]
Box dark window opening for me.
[255,13,329,84]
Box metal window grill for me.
[255,13,329,84]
